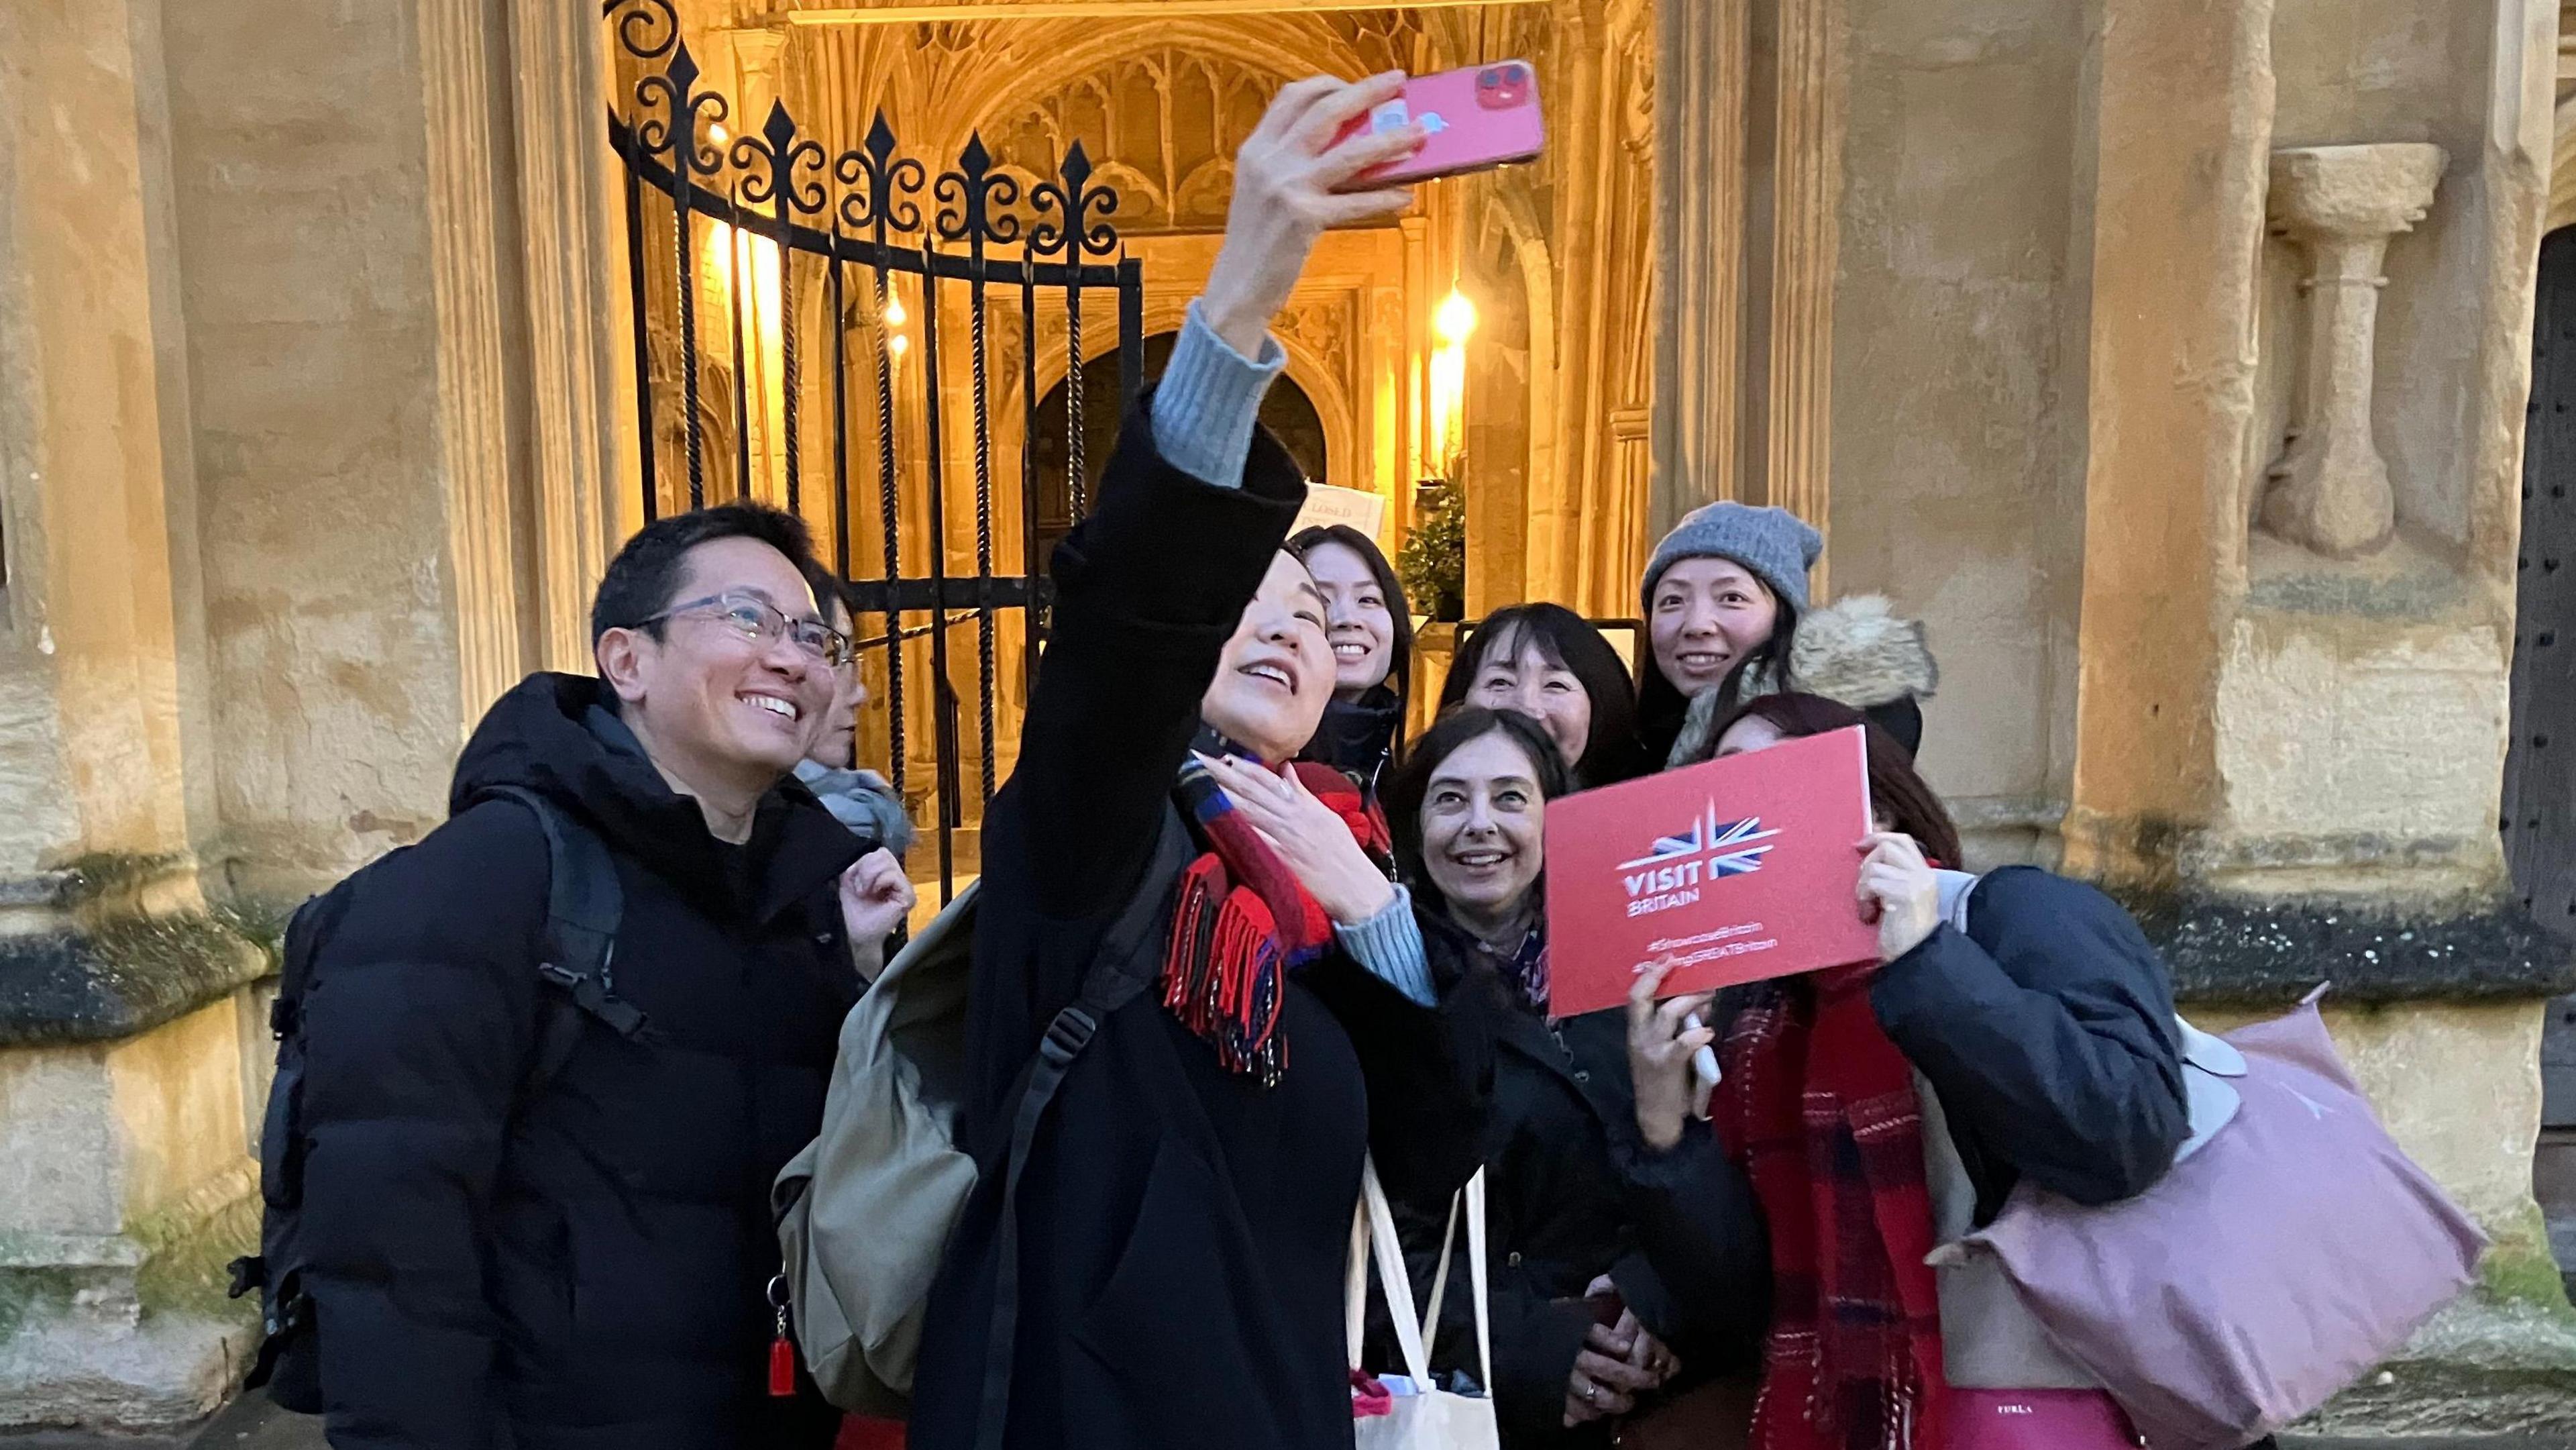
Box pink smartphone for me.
[1332,61,1544,190]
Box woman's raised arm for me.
[1003,75,1424,919]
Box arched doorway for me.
[1028,329,1328,572]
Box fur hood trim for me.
[1664,594,1937,768]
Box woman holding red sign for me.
[1703,692,2191,1450]
[1226,705,1772,1446]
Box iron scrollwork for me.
[602,3,1138,906]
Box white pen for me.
[1685,1011,1721,1118]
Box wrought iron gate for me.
[605,1,1144,900]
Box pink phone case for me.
[1333,62,1544,189]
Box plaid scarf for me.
[1161,756,1391,1088]
[1715,968,1947,1450]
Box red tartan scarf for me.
[1715,968,1948,1450]
[1161,756,1391,1088]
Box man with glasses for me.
[283,501,914,1448]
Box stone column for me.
[2059,0,2273,889]
[510,0,629,674]
[2261,144,2447,560]
[1652,0,1750,535]
[1762,0,1842,597]
[0,0,267,1429]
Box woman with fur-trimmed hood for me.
[1664,592,1940,768]
[1635,501,1939,770]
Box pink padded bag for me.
[1956,988,2487,1450]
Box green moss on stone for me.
[54,851,186,907]
[131,1192,262,1327]
[2473,1241,2576,1318]
[0,1257,91,1347]
[1,907,270,1047]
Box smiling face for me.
[1464,623,1593,769]
[1301,540,1397,699]
[1649,558,1781,698]
[1200,552,1337,763]
[600,534,835,792]
[1419,727,1548,926]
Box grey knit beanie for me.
[1639,502,1823,616]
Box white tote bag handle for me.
[1358,1157,1436,1385]
[1350,1158,1495,1394]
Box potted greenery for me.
[1398,479,1466,623]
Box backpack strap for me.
[973,808,1195,1450]
[472,785,646,1091]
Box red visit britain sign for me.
[1542,725,1880,1017]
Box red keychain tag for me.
[767,1273,796,1398]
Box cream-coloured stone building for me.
[7,0,2576,1433]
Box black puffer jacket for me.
[292,674,864,1449]
[1872,865,2190,1222]
[1398,916,1769,1447]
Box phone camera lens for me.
[1479,69,1499,86]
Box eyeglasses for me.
[633,592,856,670]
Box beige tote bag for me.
[1348,1158,1501,1450]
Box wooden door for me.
[2507,227,2576,1155]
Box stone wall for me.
[1825,0,2092,866]
[0,988,266,1432]
[0,0,623,1428]
[0,0,217,896]
[162,0,481,902]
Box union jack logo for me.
[1617,802,1780,876]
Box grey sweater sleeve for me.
[1333,886,1436,1006]
[1147,301,1290,489]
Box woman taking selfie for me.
[1703,692,2190,1450]
[1291,523,1413,793]
[1439,603,1647,788]
[1635,505,1938,767]
[1225,706,1768,1446]
[910,75,1486,1450]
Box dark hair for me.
[590,502,826,645]
[1636,590,1799,769]
[1442,604,1646,788]
[1289,525,1414,736]
[1712,691,1963,868]
[1385,706,1570,907]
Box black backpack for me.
[226,785,647,1412]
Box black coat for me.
[909,405,1486,1450]
[1871,866,2191,1221]
[1303,686,1405,796]
[292,674,865,1450]
[1395,919,1768,1447]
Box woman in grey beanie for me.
[1635,502,1940,769]
[1635,503,1822,764]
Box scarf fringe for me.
[1160,856,1289,1089]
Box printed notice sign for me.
[1543,725,1880,1017]
[1291,482,1387,539]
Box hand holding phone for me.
[1331,61,1545,191]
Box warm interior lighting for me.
[708,121,730,144]
[884,295,909,328]
[888,333,911,360]
[1428,288,1476,472]
[1434,289,1479,345]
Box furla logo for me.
[1617,802,1779,919]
